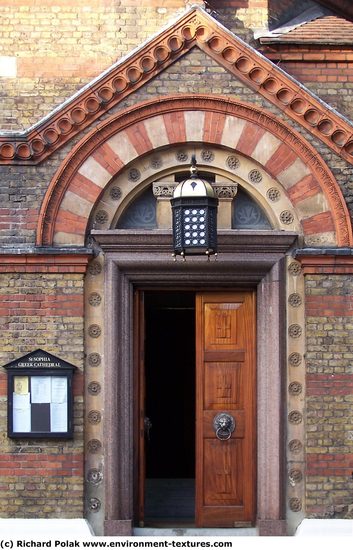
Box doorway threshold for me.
[133,527,258,537]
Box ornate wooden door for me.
[195,292,256,527]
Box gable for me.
[1,6,353,166]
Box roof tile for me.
[283,15,353,43]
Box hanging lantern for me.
[171,155,218,261]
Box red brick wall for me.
[281,60,353,119]
[261,44,353,118]
[263,47,353,119]
[0,452,83,517]
[282,61,353,83]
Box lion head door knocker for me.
[213,412,236,441]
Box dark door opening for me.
[144,291,196,524]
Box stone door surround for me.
[89,230,297,536]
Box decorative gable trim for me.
[1,6,353,166]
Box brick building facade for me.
[1,0,353,536]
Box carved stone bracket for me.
[152,181,238,200]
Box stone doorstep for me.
[135,520,353,537]
[134,528,258,536]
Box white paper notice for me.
[13,392,31,432]
[13,392,30,409]
[31,376,51,403]
[50,402,67,432]
[51,377,67,404]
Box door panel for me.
[204,362,243,407]
[196,292,256,527]
[204,439,243,505]
[204,303,241,350]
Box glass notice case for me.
[3,349,76,438]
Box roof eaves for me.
[260,37,353,45]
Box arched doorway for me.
[84,143,301,534]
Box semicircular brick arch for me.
[87,143,303,237]
[37,95,353,247]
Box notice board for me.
[3,349,76,438]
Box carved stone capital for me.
[213,182,238,200]
[153,181,238,201]
[152,181,177,199]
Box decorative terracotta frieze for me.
[1,7,353,166]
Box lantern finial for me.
[190,154,197,176]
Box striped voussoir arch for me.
[37,96,352,247]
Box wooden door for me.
[195,292,256,527]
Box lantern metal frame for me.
[170,156,218,260]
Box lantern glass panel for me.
[171,196,218,256]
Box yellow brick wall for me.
[0,272,84,518]
[0,0,269,129]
